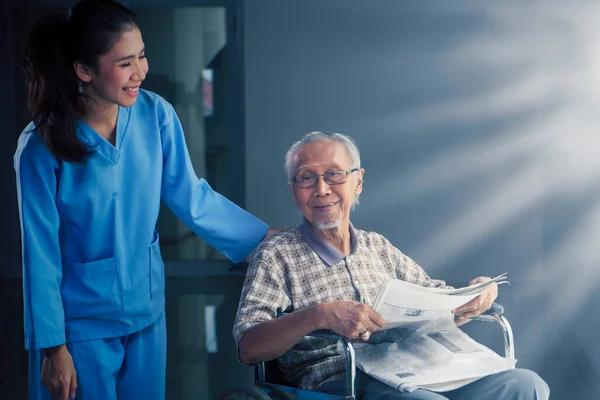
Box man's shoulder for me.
[255,227,304,254]
[355,228,393,248]
[249,227,306,270]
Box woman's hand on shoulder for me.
[265,227,287,237]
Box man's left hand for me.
[451,276,498,326]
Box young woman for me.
[15,1,273,399]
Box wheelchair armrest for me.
[469,302,515,360]
[267,313,357,399]
[306,328,342,337]
[480,301,504,316]
[305,329,356,398]
[470,302,504,324]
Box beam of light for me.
[354,2,600,386]
[518,184,600,355]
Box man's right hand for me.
[41,344,77,400]
[322,301,385,341]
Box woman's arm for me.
[14,131,66,350]
[158,105,268,262]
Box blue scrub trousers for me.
[318,368,550,400]
[28,312,167,400]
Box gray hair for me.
[284,131,361,179]
[285,131,362,208]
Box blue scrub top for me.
[14,89,268,350]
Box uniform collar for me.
[77,106,130,164]
[298,219,358,266]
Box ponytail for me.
[23,1,139,163]
[23,14,92,162]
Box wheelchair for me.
[218,303,514,400]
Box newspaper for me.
[351,274,516,393]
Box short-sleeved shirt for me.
[233,220,447,390]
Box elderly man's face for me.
[289,140,364,231]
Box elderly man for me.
[233,131,549,399]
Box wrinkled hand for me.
[452,276,498,327]
[324,301,385,341]
[41,344,77,400]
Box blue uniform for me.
[15,89,268,399]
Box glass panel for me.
[13,7,232,261]
[165,276,253,400]
[135,7,229,261]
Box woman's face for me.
[78,26,148,110]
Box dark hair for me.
[23,0,138,162]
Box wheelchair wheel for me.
[265,385,296,400]
[218,382,272,400]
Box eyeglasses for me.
[291,168,358,188]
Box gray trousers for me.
[318,369,550,400]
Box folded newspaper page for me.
[351,274,515,393]
[372,273,509,330]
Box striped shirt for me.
[233,220,447,390]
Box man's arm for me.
[238,301,384,365]
[233,237,385,365]
[238,304,322,365]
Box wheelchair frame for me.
[251,302,515,400]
